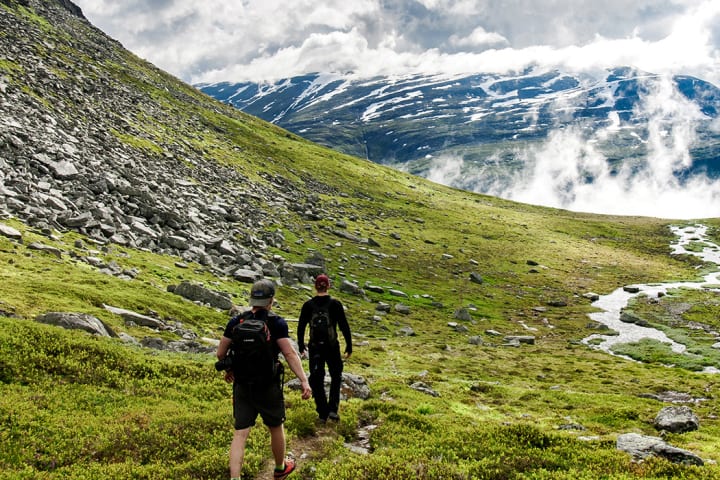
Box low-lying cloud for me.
[427,75,720,219]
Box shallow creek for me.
[581,224,720,365]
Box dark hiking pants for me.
[308,342,343,419]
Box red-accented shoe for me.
[273,457,296,480]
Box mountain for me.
[2,1,720,479]
[198,69,720,194]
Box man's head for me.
[314,274,330,293]
[249,279,275,308]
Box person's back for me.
[297,274,352,422]
[216,279,311,480]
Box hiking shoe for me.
[273,458,296,480]
[328,411,340,421]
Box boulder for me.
[454,308,473,321]
[104,304,165,329]
[617,433,703,466]
[0,223,21,240]
[171,281,233,310]
[233,268,261,283]
[287,372,371,400]
[339,279,363,296]
[35,312,115,337]
[394,303,411,315]
[281,263,324,285]
[654,406,700,433]
[410,381,440,397]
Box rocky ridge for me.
[0,0,321,287]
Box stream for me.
[581,224,720,370]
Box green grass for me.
[3,1,720,478]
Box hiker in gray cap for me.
[216,279,311,480]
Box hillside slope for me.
[2,1,720,479]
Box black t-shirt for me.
[223,309,289,358]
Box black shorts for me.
[233,380,285,430]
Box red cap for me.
[315,274,330,290]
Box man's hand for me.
[223,370,234,383]
[300,381,312,400]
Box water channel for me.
[581,224,720,369]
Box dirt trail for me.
[254,426,339,479]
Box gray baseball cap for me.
[249,279,275,307]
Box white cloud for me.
[73,0,720,85]
[449,27,508,48]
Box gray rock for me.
[617,433,703,466]
[504,335,535,345]
[454,308,473,321]
[62,211,93,228]
[118,332,141,345]
[104,304,165,329]
[410,381,440,397]
[654,406,700,433]
[35,312,115,337]
[287,372,371,400]
[394,303,411,315]
[171,281,233,310]
[0,223,21,240]
[164,235,190,250]
[375,302,391,312]
[620,311,649,326]
[339,279,363,296]
[27,242,62,258]
[233,268,261,283]
[397,326,415,336]
[365,284,385,294]
[281,263,324,285]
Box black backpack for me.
[309,300,337,345]
[230,311,278,384]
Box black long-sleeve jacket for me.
[297,295,352,355]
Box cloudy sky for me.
[74,0,720,86]
[72,0,720,218]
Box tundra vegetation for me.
[2,1,720,479]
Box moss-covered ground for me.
[3,1,720,478]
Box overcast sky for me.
[74,0,720,86]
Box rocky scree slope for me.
[0,0,341,284]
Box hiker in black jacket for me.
[297,274,352,422]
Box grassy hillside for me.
[2,1,720,479]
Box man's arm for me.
[334,300,352,357]
[216,336,234,383]
[296,303,310,355]
[216,336,232,360]
[277,338,312,400]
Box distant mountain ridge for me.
[198,68,720,193]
